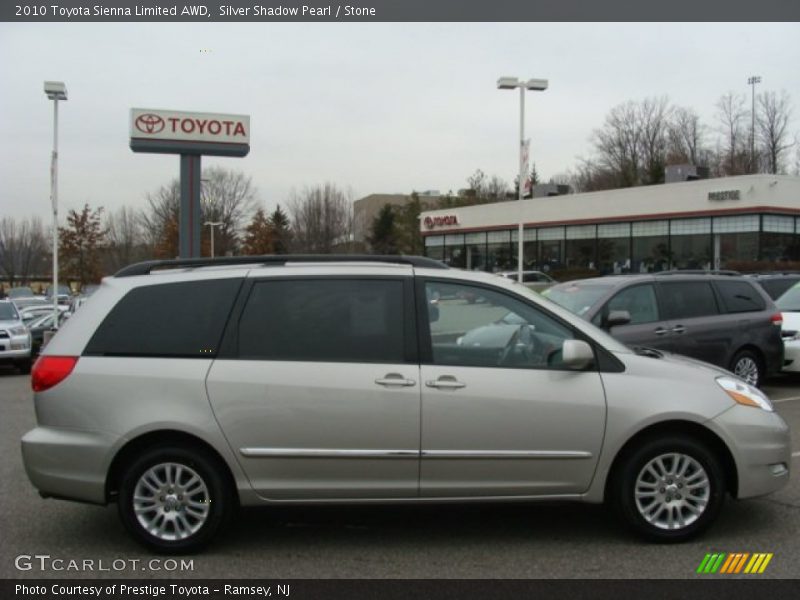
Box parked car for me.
[12,296,49,311]
[44,284,72,306]
[0,299,32,373]
[27,311,68,356]
[747,273,800,301]
[776,282,800,373]
[19,305,67,326]
[7,286,36,299]
[543,272,783,387]
[497,270,557,293]
[22,255,789,552]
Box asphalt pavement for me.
[1,367,799,579]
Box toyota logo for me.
[135,113,165,134]
[424,216,434,229]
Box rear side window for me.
[715,280,767,313]
[84,279,242,357]
[658,281,719,320]
[238,279,405,363]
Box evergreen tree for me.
[367,204,399,255]
[268,205,292,254]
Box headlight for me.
[9,326,27,336]
[716,376,773,412]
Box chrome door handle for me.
[425,377,466,390]
[654,327,668,336]
[671,325,686,334]
[375,373,416,387]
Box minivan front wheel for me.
[730,350,763,387]
[118,446,231,553]
[611,436,725,542]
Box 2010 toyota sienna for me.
[21,255,790,553]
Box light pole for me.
[748,75,761,173]
[497,76,548,283]
[44,81,67,330]
[204,221,223,257]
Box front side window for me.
[596,284,660,326]
[238,279,405,363]
[425,281,575,369]
[658,281,719,320]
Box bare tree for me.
[200,166,258,256]
[715,92,749,175]
[667,106,707,166]
[592,100,643,187]
[105,206,147,271]
[638,96,672,184]
[288,183,354,253]
[757,90,794,174]
[0,216,48,286]
[140,180,180,254]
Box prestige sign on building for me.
[130,108,250,157]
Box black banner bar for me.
[4,579,800,600]
[2,0,800,22]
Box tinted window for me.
[658,281,719,320]
[598,284,659,325]
[85,279,242,357]
[715,280,766,313]
[758,278,799,300]
[238,279,405,363]
[426,281,575,369]
[0,303,19,320]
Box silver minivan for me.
[21,256,790,552]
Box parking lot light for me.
[44,81,67,332]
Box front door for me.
[418,279,607,497]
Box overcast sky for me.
[1,22,798,224]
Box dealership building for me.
[419,174,800,274]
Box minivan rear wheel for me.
[611,436,725,542]
[118,445,231,553]
[730,349,763,387]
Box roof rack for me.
[114,254,448,278]
[653,269,741,277]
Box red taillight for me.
[771,313,784,327]
[31,356,79,392]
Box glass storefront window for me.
[486,230,512,272]
[632,221,669,272]
[464,232,487,271]
[444,234,466,268]
[511,228,537,269]
[718,232,758,268]
[597,223,631,275]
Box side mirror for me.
[428,304,440,323]
[562,339,595,370]
[605,310,631,329]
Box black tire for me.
[609,436,726,543]
[117,445,233,554]
[730,349,764,388]
[16,359,32,375]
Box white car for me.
[777,283,800,372]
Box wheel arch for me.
[604,420,739,500]
[105,429,240,505]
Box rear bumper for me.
[21,426,118,505]
[710,405,791,499]
[782,339,800,372]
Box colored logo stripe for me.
[697,552,773,574]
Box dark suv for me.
[544,273,783,387]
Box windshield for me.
[777,284,800,311]
[542,282,613,317]
[0,303,20,320]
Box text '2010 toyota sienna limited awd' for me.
[21,256,790,552]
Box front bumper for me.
[710,404,791,499]
[21,426,118,505]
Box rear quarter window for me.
[84,279,243,357]
[715,280,767,313]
